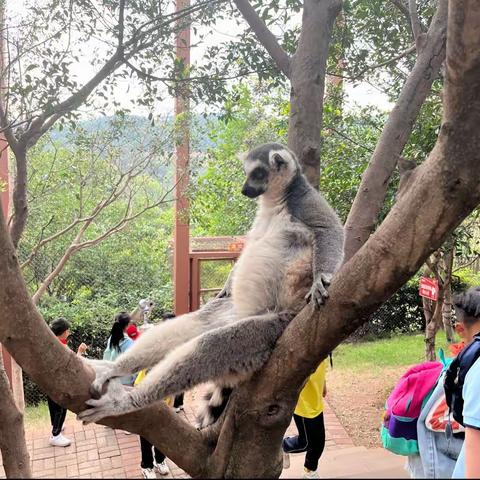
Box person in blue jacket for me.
[451,287,480,479]
[103,312,136,385]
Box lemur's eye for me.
[251,167,267,181]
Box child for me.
[103,312,136,385]
[450,287,480,478]
[48,318,87,447]
[134,340,171,477]
[283,359,328,479]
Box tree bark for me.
[8,146,27,249]
[234,0,342,187]
[0,212,211,477]
[442,283,455,343]
[0,351,31,478]
[209,3,480,473]
[343,0,448,261]
[424,294,444,361]
[287,0,342,187]
[441,245,455,343]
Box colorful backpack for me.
[381,361,443,455]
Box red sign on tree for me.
[419,277,439,301]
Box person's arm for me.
[77,343,87,356]
[465,427,480,478]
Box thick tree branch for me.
[409,0,424,48]
[9,145,27,248]
[216,1,480,474]
[0,212,212,477]
[287,0,343,187]
[232,0,291,77]
[343,0,448,261]
[0,352,31,478]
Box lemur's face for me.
[241,143,299,199]
[139,298,154,313]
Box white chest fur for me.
[231,203,294,317]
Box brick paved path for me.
[0,390,352,479]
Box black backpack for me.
[444,333,480,426]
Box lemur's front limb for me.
[77,311,294,424]
[305,220,344,309]
[89,298,234,397]
[215,263,236,299]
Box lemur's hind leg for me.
[196,384,233,429]
[78,311,294,424]
[89,297,235,398]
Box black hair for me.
[453,287,480,325]
[50,318,70,337]
[109,312,131,352]
[162,312,176,320]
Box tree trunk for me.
[343,0,448,261]
[441,244,455,343]
[442,282,455,343]
[425,295,443,361]
[0,351,31,478]
[9,146,28,249]
[288,0,342,187]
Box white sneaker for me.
[175,406,184,413]
[141,467,157,479]
[154,460,170,476]
[303,468,319,479]
[49,434,71,447]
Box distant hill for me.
[48,113,216,183]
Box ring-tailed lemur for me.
[77,143,344,425]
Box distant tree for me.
[18,117,174,305]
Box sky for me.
[8,1,393,118]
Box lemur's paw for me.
[83,359,115,399]
[305,273,333,309]
[215,287,230,299]
[77,386,132,424]
[277,311,296,325]
[90,378,107,399]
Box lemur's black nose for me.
[242,183,262,198]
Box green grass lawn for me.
[24,401,50,427]
[333,332,455,371]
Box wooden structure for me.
[189,236,245,311]
[173,0,191,316]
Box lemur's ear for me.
[273,152,287,171]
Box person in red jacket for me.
[48,318,87,447]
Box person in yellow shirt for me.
[283,359,328,479]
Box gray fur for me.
[77,143,344,425]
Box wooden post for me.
[173,0,191,316]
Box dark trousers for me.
[173,393,184,408]
[47,396,67,437]
[288,412,326,471]
[140,436,165,469]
